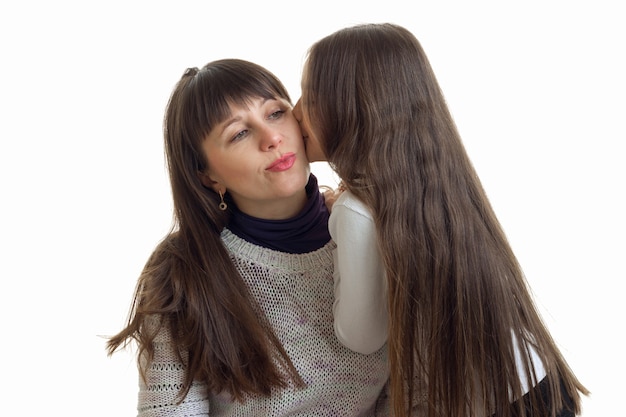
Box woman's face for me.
[201,96,310,220]
[293,66,327,163]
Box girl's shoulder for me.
[334,190,373,219]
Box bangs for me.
[184,60,291,143]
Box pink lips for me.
[266,153,296,172]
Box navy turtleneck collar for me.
[226,174,331,254]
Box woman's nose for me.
[259,126,282,151]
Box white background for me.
[1,1,623,415]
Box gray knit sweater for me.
[137,229,390,416]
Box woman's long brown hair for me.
[302,23,588,417]
[107,59,303,401]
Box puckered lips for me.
[266,152,296,172]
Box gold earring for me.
[218,191,227,211]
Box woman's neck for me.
[226,174,331,254]
[238,190,308,220]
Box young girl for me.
[293,23,588,417]
[107,59,389,416]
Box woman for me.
[107,59,388,416]
[293,23,588,417]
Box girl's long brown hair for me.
[107,59,303,401]
[302,23,588,417]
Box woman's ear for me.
[197,171,222,193]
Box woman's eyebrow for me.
[217,115,242,135]
[217,98,274,134]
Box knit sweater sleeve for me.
[329,191,388,354]
[137,316,209,417]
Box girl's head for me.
[294,23,458,190]
[296,23,588,417]
[164,59,309,225]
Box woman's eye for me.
[268,110,285,120]
[231,130,248,142]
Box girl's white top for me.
[329,190,546,395]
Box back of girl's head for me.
[305,24,589,417]
[303,23,459,190]
[163,59,291,231]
